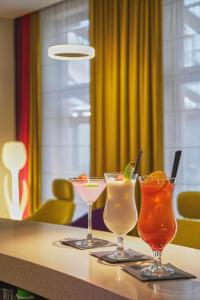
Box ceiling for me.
[0,0,64,19]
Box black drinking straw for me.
[133,150,143,175]
[170,150,182,183]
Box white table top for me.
[0,219,199,300]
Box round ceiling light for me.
[48,44,95,61]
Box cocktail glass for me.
[71,178,106,247]
[103,173,138,260]
[138,176,177,277]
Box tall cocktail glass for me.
[103,173,138,260]
[138,176,177,277]
[71,178,106,247]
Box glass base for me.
[74,238,108,248]
[106,249,134,261]
[142,263,175,277]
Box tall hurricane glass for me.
[103,173,138,260]
[71,178,106,247]
[138,176,177,277]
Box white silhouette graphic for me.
[2,141,28,220]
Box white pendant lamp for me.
[48,44,95,61]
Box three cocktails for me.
[70,150,181,277]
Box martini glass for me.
[70,177,106,247]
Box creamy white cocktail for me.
[104,173,138,260]
[104,179,137,235]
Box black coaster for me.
[123,263,197,281]
[61,238,116,250]
[90,249,151,263]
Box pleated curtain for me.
[29,13,42,213]
[15,15,30,217]
[15,12,41,215]
[90,0,164,208]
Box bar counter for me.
[0,219,199,300]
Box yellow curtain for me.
[90,0,163,208]
[29,12,42,213]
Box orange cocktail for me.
[138,178,176,251]
[138,171,177,277]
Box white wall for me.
[0,18,15,217]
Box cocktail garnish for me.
[77,173,88,183]
[83,183,99,188]
[115,174,124,181]
[148,171,166,183]
[124,162,135,180]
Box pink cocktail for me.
[71,178,106,247]
[74,181,106,204]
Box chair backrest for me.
[52,179,74,201]
[27,179,75,225]
[172,219,200,250]
[177,191,200,219]
[28,200,75,225]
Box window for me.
[40,0,90,219]
[163,0,200,214]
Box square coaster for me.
[123,263,196,281]
[61,238,116,250]
[90,248,152,263]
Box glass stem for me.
[153,250,162,267]
[117,235,125,253]
[87,203,93,241]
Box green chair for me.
[177,191,200,219]
[172,219,200,250]
[27,179,75,225]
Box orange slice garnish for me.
[142,171,167,193]
[147,171,166,183]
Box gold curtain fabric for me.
[90,0,164,208]
[29,12,42,213]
